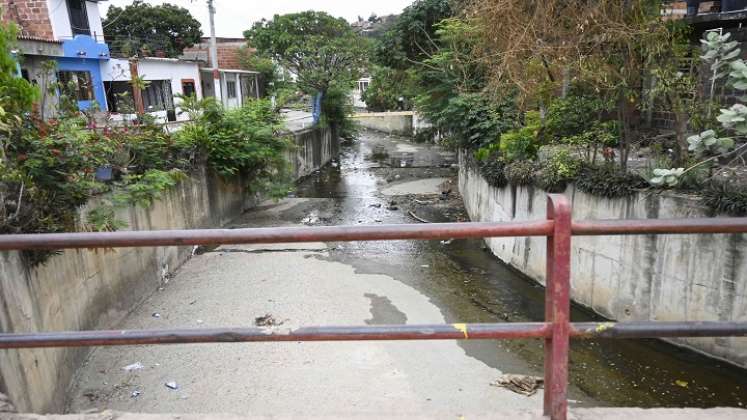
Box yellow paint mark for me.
[595,322,615,333]
[453,323,469,339]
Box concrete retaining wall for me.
[286,126,338,178]
[0,127,338,413]
[353,112,414,136]
[458,157,747,368]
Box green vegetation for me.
[0,20,290,263]
[103,2,202,57]
[245,11,368,139]
[365,0,747,210]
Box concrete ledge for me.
[2,408,747,419]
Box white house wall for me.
[101,58,203,122]
[47,0,72,40]
[46,0,104,41]
[85,1,104,42]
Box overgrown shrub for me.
[417,91,518,149]
[178,99,292,196]
[536,150,582,192]
[500,111,541,161]
[478,157,509,188]
[545,92,608,140]
[702,181,747,216]
[362,66,416,111]
[575,164,646,198]
[504,160,538,185]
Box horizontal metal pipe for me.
[2,321,746,349]
[0,221,555,251]
[572,321,747,338]
[572,218,747,236]
[0,323,551,348]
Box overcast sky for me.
[100,0,413,38]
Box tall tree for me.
[373,0,454,69]
[244,11,368,96]
[103,2,202,57]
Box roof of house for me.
[17,35,62,44]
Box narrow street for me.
[68,130,747,416]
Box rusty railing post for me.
[544,194,571,420]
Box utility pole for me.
[207,0,222,102]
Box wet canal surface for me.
[289,129,747,408]
[68,129,747,414]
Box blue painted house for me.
[6,0,110,111]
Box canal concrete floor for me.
[66,129,747,415]
[66,130,553,417]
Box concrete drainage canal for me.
[65,129,747,415]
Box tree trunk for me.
[617,96,636,171]
[672,109,689,167]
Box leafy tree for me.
[362,66,417,111]
[103,2,202,57]
[374,0,454,69]
[244,11,368,96]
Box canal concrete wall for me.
[0,127,338,413]
[458,156,747,368]
[353,111,414,136]
[286,126,338,179]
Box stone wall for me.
[0,127,339,413]
[0,0,54,40]
[458,157,747,368]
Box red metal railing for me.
[1,194,746,419]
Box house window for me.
[358,81,369,92]
[142,80,174,112]
[226,80,237,98]
[181,80,196,97]
[104,81,132,113]
[58,70,94,100]
[240,75,257,99]
[66,0,90,36]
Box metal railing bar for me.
[0,323,552,348]
[572,218,747,235]
[572,321,747,338]
[0,221,555,251]
[2,321,746,349]
[0,218,745,252]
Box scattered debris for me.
[369,203,382,208]
[152,312,161,318]
[122,362,144,371]
[255,313,284,327]
[408,211,432,223]
[490,374,544,396]
[196,319,204,324]
[189,299,197,305]
[165,381,179,390]
[420,264,430,268]
[675,379,689,388]
[414,199,431,205]
[131,390,141,398]
[440,239,453,245]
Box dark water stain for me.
[364,293,408,325]
[287,130,747,408]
